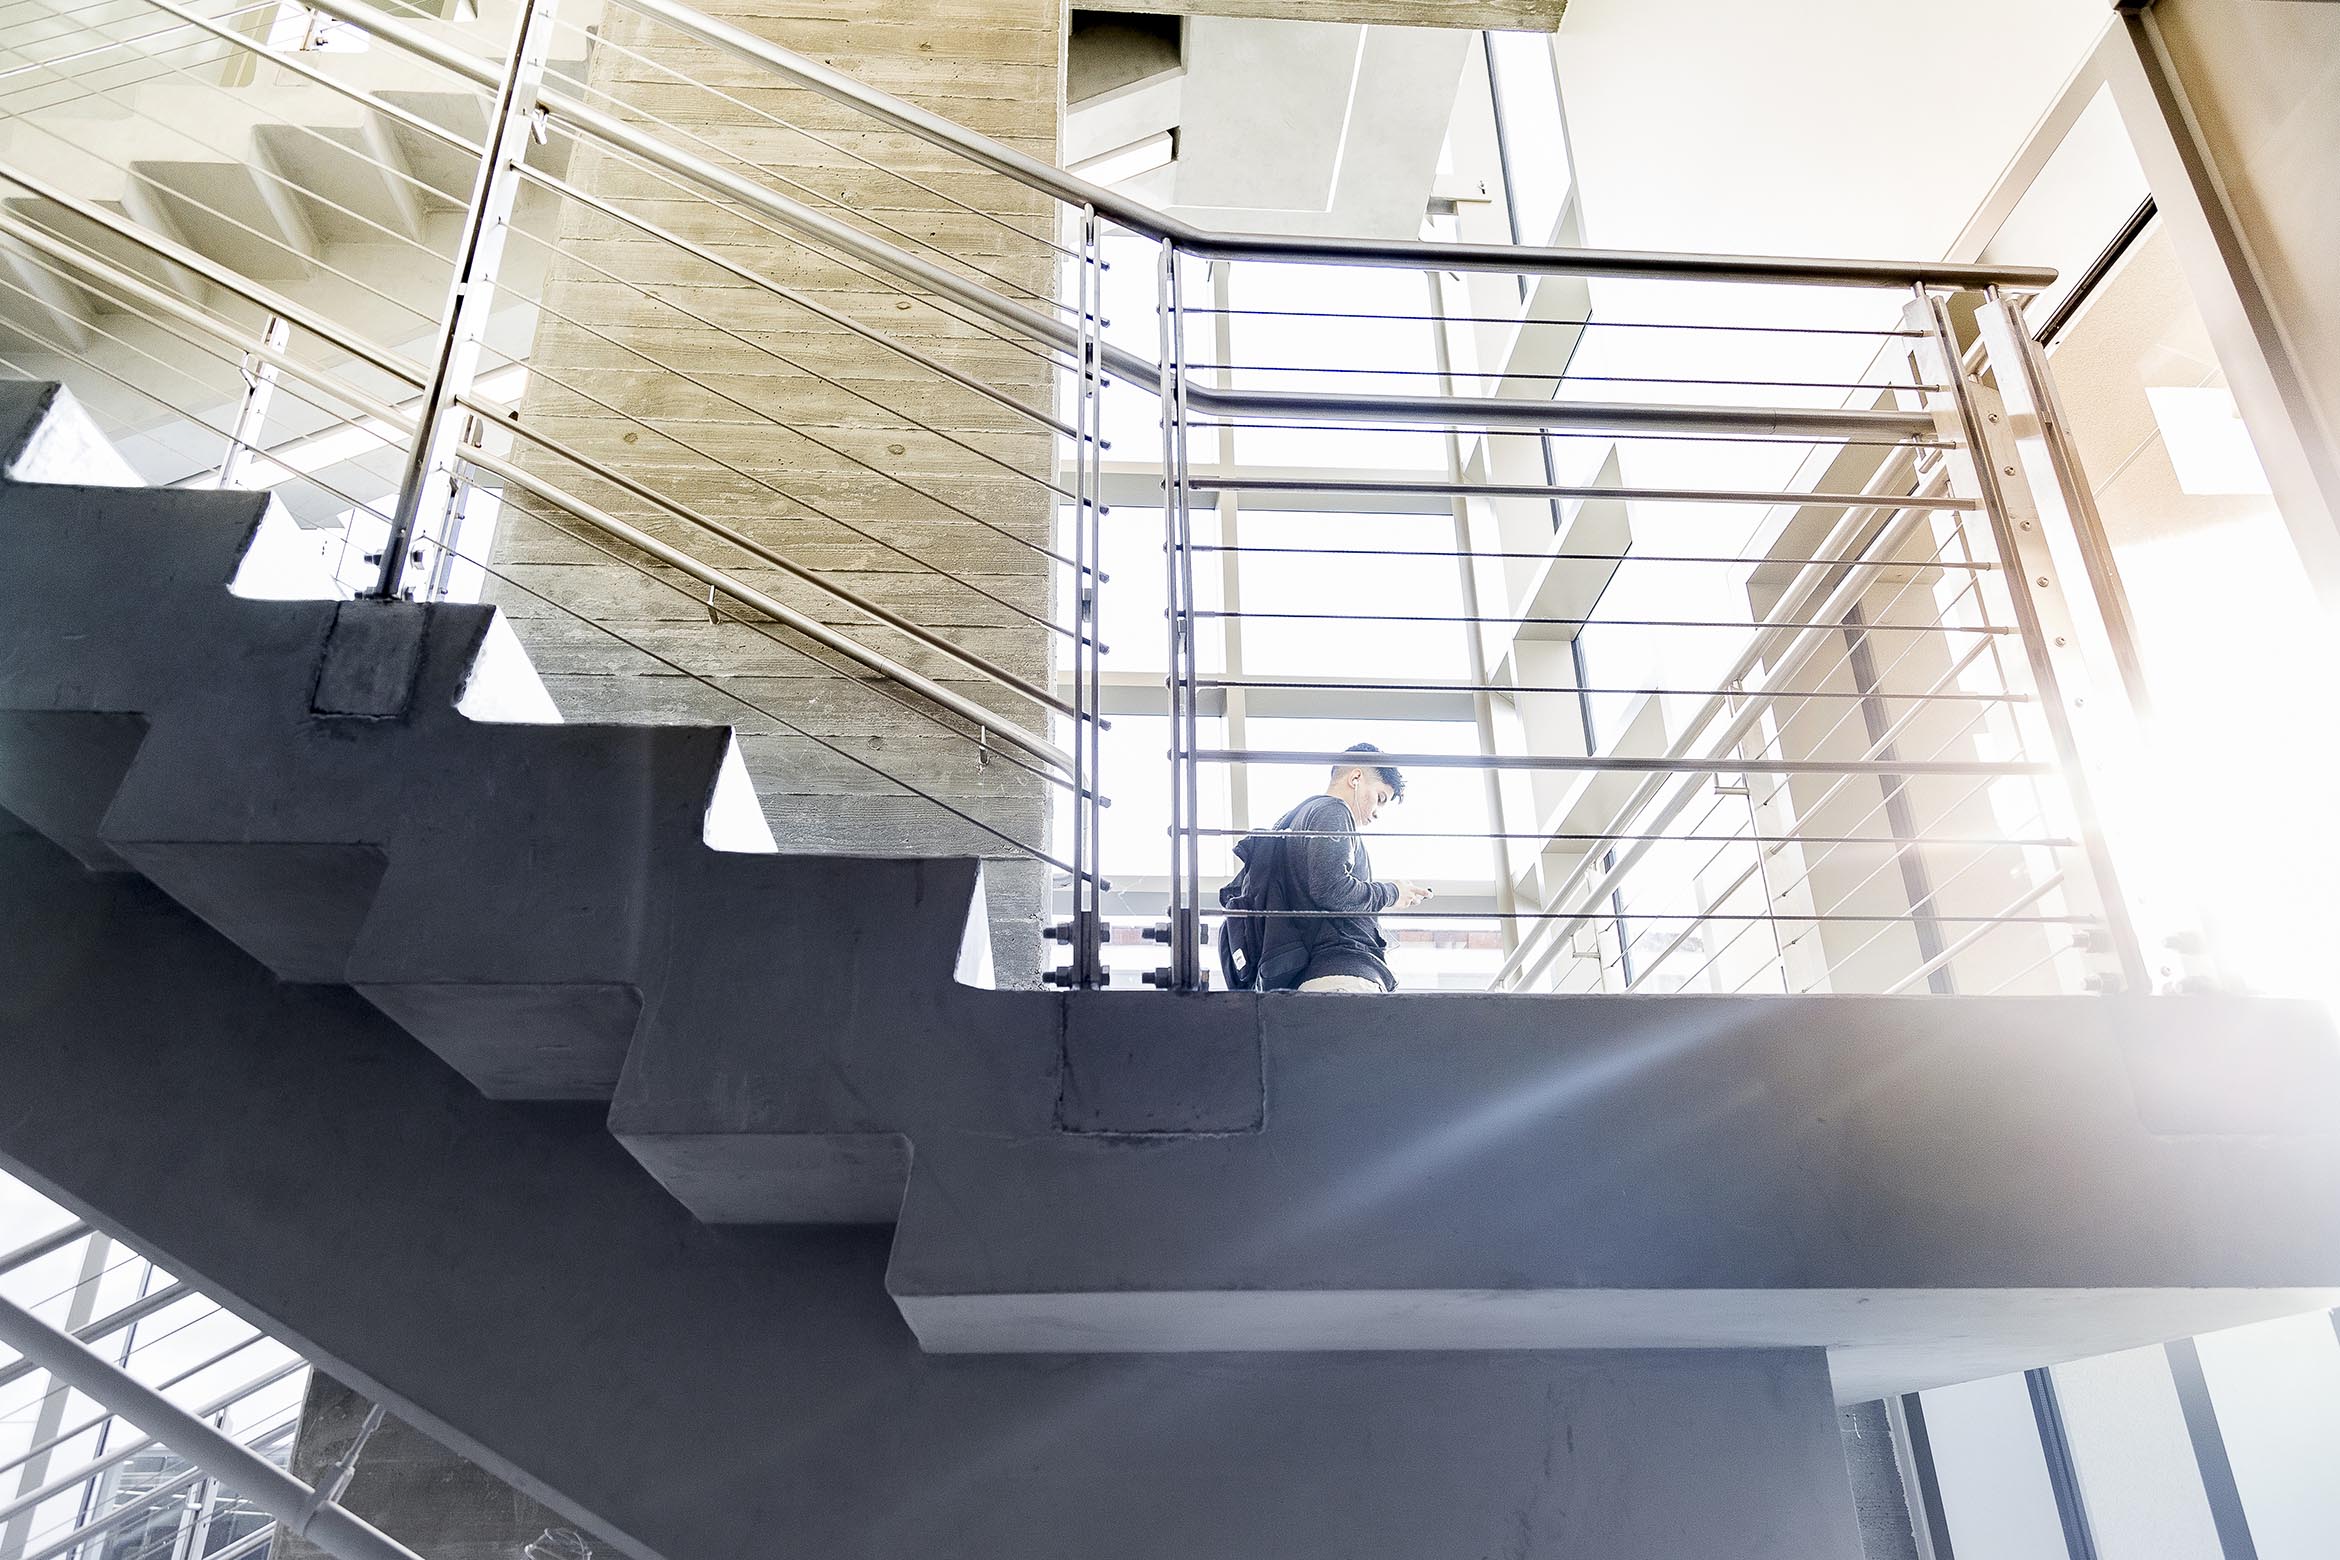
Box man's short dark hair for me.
[1334,742,1405,801]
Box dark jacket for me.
[1241,794,1398,991]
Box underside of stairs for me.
[5,379,2340,1560]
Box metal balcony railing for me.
[0,1198,420,1560]
[0,0,2188,996]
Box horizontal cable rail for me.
[1193,475,1983,509]
[1194,750,2054,778]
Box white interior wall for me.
[1168,16,1470,237]
[1551,0,2110,263]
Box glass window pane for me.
[1918,1373,2072,1560]
[2194,1314,2340,1560]
[1233,510,1470,681]
[2052,1348,2227,1560]
[1220,261,1448,470]
[1059,504,1226,678]
[2045,222,2340,1005]
[1487,31,1569,246]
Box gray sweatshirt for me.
[1261,794,1398,990]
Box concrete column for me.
[487,0,1065,979]
[276,1374,597,1560]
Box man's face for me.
[1338,768,1397,828]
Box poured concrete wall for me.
[276,1374,599,1560]
[488,0,1063,980]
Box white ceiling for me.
[1551,0,2114,262]
[1075,0,2117,262]
[1069,15,1473,240]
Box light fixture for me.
[1067,130,1178,187]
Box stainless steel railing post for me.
[1972,288,2217,990]
[213,314,287,490]
[1171,256,1203,991]
[1149,239,1182,987]
[1167,249,1204,990]
[372,0,560,600]
[1082,218,1113,988]
[1974,289,2155,718]
[1059,207,1108,989]
[1146,239,1202,990]
[1910,285,2151,992]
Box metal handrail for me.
[293,0,2052,419]
[121,0,484,156]
[0,1222,89,1276]
[454,444,1071,768]
[0,1356,307,1528]
[0,1331,274,1485]
[0,163,1070,765]
[0,1292,423,1560]
[585,0,2055,292]
[0,1281,193,1393]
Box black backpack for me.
[1218,821,1312,991]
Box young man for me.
[1230,742,1430,992]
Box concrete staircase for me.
[0,0,579,509]
[0,0,576,342]
[6,379,2340,1560]
[0,77,478,301]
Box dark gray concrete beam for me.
[0,824,1866,1560]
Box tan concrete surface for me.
[489,0,1066,979]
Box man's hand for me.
[1389,881,1432,909]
